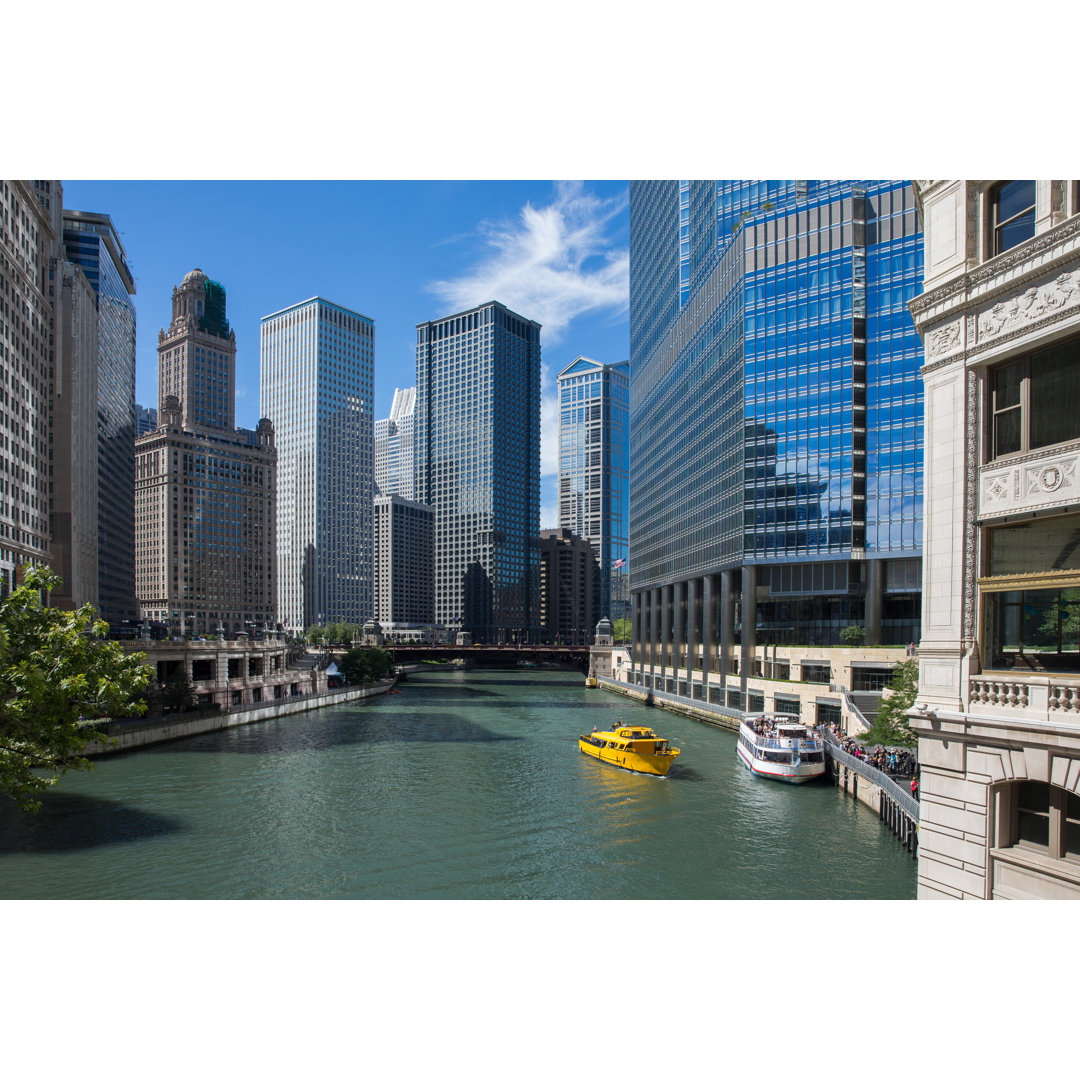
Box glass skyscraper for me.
[62,210,137,624]
[415,300,541,643]
[557,356,629,623]
[374,386,416,499]
[629,180,924,700]
[260,297,374,634]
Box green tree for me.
[857,658,918,748]
[611,618,632,644]
[840,624,866,646]
[0,565,151,812]
[338,646,393,685]
[162,668,196,714]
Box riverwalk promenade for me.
[83,678,397,757]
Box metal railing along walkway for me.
[823,735,920,821]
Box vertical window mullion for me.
[1050,788,1066,860]
[1021,358,1032,453]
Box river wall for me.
[596,676,742,732]
[84,679,396,757]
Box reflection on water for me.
[0,670,916,900]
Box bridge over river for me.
[385,643,591,671]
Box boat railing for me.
[823,734,920,821]
[752,734,823,752]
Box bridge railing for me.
[823,734,920,821]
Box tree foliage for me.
[840,624,866,646]
[857,658,918,748]
[338,647,394,685]
[0,566,151,812]
[306,623,363,647]
[611,618,632,644]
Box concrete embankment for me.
[84,679,396,757]
[597,676,742,732]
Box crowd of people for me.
[822,723,919,796]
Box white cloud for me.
[427,180,628,345]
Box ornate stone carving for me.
[926,319,961,358]
[980,445,1080,518]
[978,269,1080,339]
[1027,458,1075,497]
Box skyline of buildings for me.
[415,300,542,643]
[260,296,375,634]
[627,180,925,709]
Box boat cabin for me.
[582,725,673,755]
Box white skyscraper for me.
[374,386,416,498]
[260,297,374,634]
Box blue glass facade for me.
[557,357,630,622]
[629,180,924,651]
[62,212,137,623]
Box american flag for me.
[612,559,626,570]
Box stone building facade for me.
[539,527,597,644]
[136,270,277,637]
[909,180,1080,899]
[0,181,55,595]
[374,493,434,631]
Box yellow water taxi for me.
[578,723,680,777]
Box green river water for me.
[0,669,916,899]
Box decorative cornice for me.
[920,351,965,378]
[978,569,1080,592]
[909,213,1080,319]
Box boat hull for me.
[736,740,825,783]
[579,737,677,777]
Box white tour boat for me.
[736,713,826,784]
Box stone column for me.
[866,559,883,647]
[720,567,737,695]
[740,564,757,699]
[702,573,715,694]
[632,591,642,679]
[656,587,665,686]
[686,576,699,697]
[650,587,659,688]
[672,580,684,692]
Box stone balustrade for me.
[966,676,1080,720]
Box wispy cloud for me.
[427,181,628,344]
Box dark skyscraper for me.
[62,210,137,623]
[415,300,541,643]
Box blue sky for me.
[62,179,630,526]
